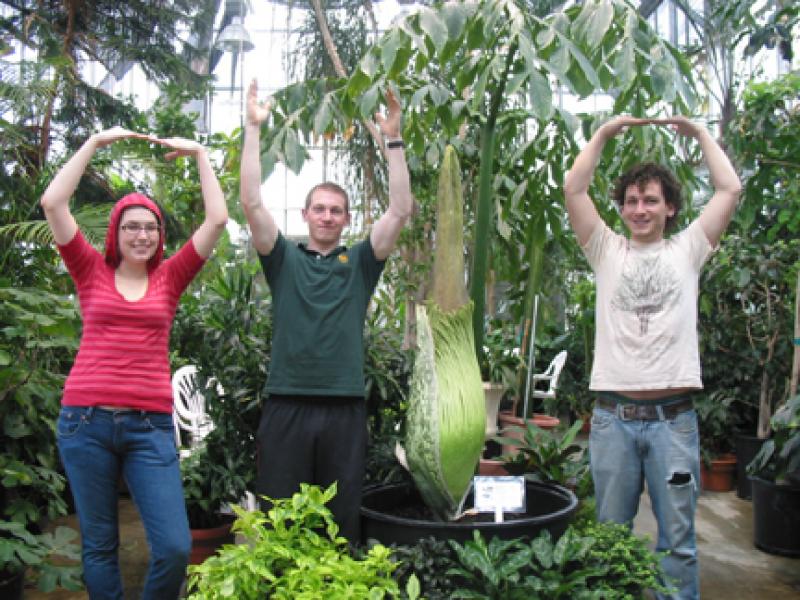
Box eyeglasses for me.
[120,222,160,234]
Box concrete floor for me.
[26,489,800,599]
[634,489,799,599]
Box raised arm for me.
[155,138,229,258]
[241,79,280,256]
[564,116,653,246]
[663,117,741,247]
[370,88,413,261]
[40,127,151,245]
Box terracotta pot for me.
[478,457,510,476]
[189,516,235,564]
[497,411,561,457]
[700,453,737,492]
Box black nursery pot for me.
[360,480,578,546]
[735,434,766,500]
[751,476,800,557]
[0,569,24,600]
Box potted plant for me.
[747,394,800,557]
[714,75,800,498]
[496,347,563,456]
[171,261,272,562]
[694,392,737,492]
[364,146,577,546]
[180,441,253,564]
[480,319,523,439]
[185,483,413,598]
[496,419,592,498]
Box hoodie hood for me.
[104,193,165,272]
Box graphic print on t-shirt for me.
[611,253,680,336]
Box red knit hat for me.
[104,193,165,272]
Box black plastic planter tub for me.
[751,476,800,557]
[360,480,578,546]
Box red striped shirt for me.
[57,230,204,412]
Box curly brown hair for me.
[613,163,683,233]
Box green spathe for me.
[405,145,485,520]
[407,302,485,520]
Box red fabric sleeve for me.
[56,230,101,288]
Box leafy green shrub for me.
[186,484,414,599]
[446,530,602,599]
[695,391,737,465]
[480,319,524,392]
[445,522,668,599]
[0,521,82,592]
[0,285,84,591]
[172,261,271,523]
[748,394,800,486]
[389,536,459,600]
[574,520,670,598]
[496,420,590,493]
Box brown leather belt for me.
[596,395,694,421]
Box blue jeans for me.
[57,406,190,600]
[590,403,700,600]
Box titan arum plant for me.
[403,146,485,521]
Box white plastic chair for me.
[528,350,568,405]
[172,365,216,454]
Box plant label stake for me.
[473,476,526,523]
[522,294,539,420]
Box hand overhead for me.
[153,137,204,161]
[649,115,703,139]
[375,86,402,140]
[246,78,272,126]
[92,127,154,148]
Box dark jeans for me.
[57,406,190,600]
[256,395,367,541]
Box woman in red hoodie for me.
[40,127,228,599]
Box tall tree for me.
[252,0,697,360]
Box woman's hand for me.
[90,126,154,149]
[153,137,205,161]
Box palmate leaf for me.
[0,204,112,249]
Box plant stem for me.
[470,42,518,357]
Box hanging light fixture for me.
[215,15,254,53]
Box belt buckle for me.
[619,404,637,421]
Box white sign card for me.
[473,476,526,522]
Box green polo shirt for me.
[258,232,386,397]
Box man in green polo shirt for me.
[240,79,413,541]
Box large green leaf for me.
[585,1,614,49]
[528,70,553,121]
[419,7,449,54]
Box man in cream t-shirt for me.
[564,116,741,599]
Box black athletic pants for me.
[255,394,367,542]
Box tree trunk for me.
[309,0,385,156]
[757,368,771,439]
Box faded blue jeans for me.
[590,401,700,600]
[57,406,190,599]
